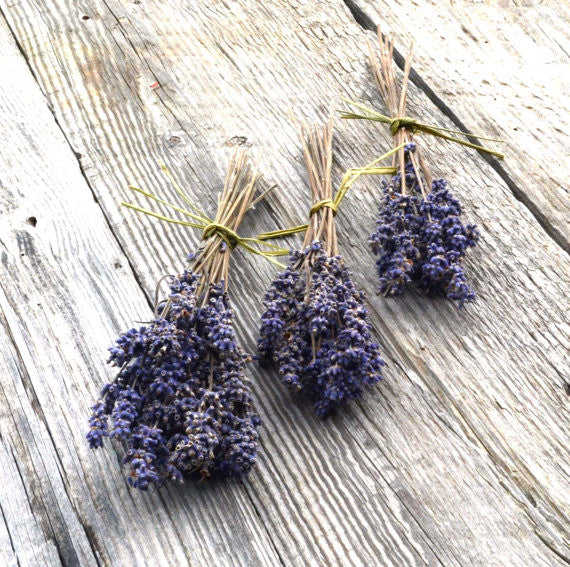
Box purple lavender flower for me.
[259,242,385,417]
[87,269,261,490]
[370,143,479,306]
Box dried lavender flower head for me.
[258,120,385,416]
[87,151,263,490]
[259,241,384,417]
[86,273,260,490]
[371,143,479,307]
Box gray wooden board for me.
[0,0,568,565]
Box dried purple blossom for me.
[371,143,479,306]
[259,243,384,417]
[258,120,384,416]
[87,268,261,490]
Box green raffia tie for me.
[121,161,289,267]
[340,98,505,159]
[201,223,240,249]
[257,144,404,242]
[309,199,338,217]
[389,117,418,136]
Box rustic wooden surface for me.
[0,1,568,565]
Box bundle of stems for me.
[367,33,432,196]
[297,119,339,256]
[162,150,268,308]
[341,27,503,165]
[193,152,262,294]
[257,119,402,252]
[123,149,286,314]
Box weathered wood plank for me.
[0,0,568,565]
[344,0,570,251]
[0,12,284,567]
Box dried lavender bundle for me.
[370,144,479,304]
[342,31,502,307]
[258,120,385,417]
[87,151,271,490]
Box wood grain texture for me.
[0,12,283,567]
[0,0,568,565]
[344,0,570,251]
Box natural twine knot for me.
[340,99,504,158]
[202,223,240,249]
[389,116,418,136]
[309,199,338,217]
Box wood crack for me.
[8,444,66,567]
[0,499,21,567]
[534,530,570,566]
[364,317,570,559]
[336,423,450,566]
[242,483,288,567]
